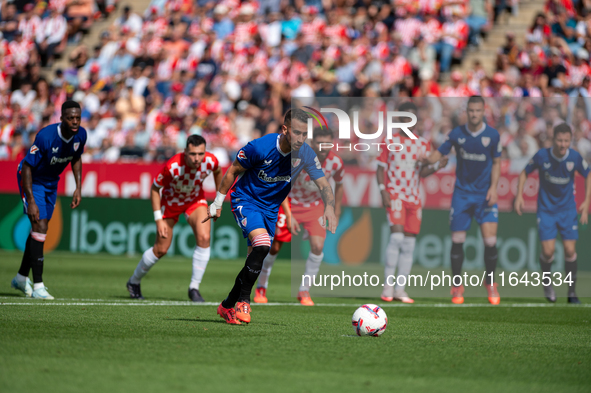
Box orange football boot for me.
[235,301,251,323]
[451,285,465,304]
[217,303,241,324]
[485,282,500,305]
[297,290,315,306]
[254,287,268,303]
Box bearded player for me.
[377,102,448,304]
[11,101,86,300]
[515,123,590,303]
[255,127,345,305]
[126,135,222,302]
[253,197,292,304]
[421,95,502,305]
[204,108,337,324]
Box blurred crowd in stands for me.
[0,0,589,171]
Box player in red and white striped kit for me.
[127,135,222,302]
[376,102,448,303]
[288,127,345,305]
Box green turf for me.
[1,251,590,393]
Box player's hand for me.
[324,206,337,234]
[27,202,39,224]
[286,214,293,234]
[202,204,221,223]
[71,188,81,209]
[291,217,301,235]
[156,220,168,239]
[579,202,589,225]
[486,187,498,207]
[380,190,391,209]
[514,196,524,216]
[438,156,449,169]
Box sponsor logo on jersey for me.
[292,158,301,167]
[52,147,59,153]
[566,162,574,172]
[481,136,490,147]
[543,162,551,169]
[544,172,570,185]
[50,156,73,165]
[30,145,38,154]
[258,170,291,183]
[263,159,273,166]
[74,142,80,151]
[458,138,466,144]
[237,150,247,160]
[459,148,486,162]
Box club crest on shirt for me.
[566,162,574,171]
[30,145,38,154]
[74,142,80,151]
[292,158,301,167]
[481,136,490,147]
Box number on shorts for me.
[391,199,403,211]
[277,214,286,227]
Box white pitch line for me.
[0,300,589,308]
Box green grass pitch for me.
[1,251,590,393]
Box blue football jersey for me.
[525,148,590,213]
[232,133,324,213]
[438,124,501,195]
[20,123,87,189]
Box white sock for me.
[189,246,211,290]
[299,252,324,291]
[395,236,416,293]
[130,247,159,284]
[16,273,27,283]
[383,233,404,294]
[257,252,278,289]
[33,282,44,290]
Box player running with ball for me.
[514,123,590,303]
[377,102,448,303]
[126,135,222,302]
[421,96,502,305]
[205,108,337,324]
[11,101,86,299]
[256,126,345,306]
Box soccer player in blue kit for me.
[515,123,590,303]
[421,96,502,304]
[11,101,87,299]
[204,108,337,324]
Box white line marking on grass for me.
[0,299,589,307]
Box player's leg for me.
[563,240,579,303]
[127,217,175,299]
[255,240,283,304]
[480,222,500,304]
[298,235,325,306]
[538,211,559,302]
[449,193,473,304]
[393,202,422,304]
[12,170,33,296]
[186,204,211,302]
[382,198,405,302]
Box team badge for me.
[237,150,247,160]
[241,217,247,227]
[481,137,490,147]
[566,162,574,171]
[292,158,301,167]
[30,145,38,154]
[74,142,80,151]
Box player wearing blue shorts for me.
[204,108,337,324]
[421,96,502,304]
[11,101,87,299]
[515,123,590,303]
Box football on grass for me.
[352,304,388,336]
